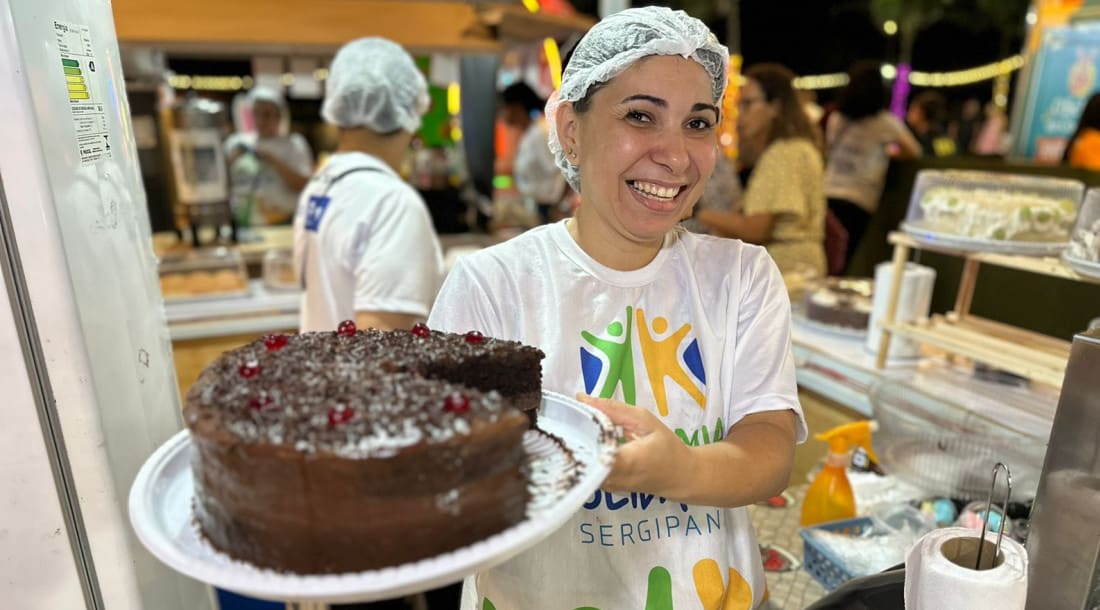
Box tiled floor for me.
[750,485,827,609]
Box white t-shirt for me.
[293,151,443,332]
[824,111,912,212]
[226,132,313,225]
[428,222,807,610]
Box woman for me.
[225,87,314,226]
[695,63,828,276]
[1064,92,1100,170]
[429,7,804,609]
[825,61,921,267]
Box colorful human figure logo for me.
[481,561,752,610]
[635,308,706,417]
[580,306,637,405]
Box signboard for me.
[1013,24,1100,161]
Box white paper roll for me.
[866,262,936,360]
[904,527,1028,610]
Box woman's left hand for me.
[576,394,693,496]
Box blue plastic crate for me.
[799,516,875,591]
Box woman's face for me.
[736,78,776,144]
[253,100,282,138]
[558,55,718,245]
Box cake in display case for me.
[1064,187,1100,279]
[158,248,250,302]
[799,277,874,336]
[901,170,1085,255]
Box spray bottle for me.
[800,420,879,527]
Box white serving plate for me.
[129,391,616,603]
[901,220,1069,256]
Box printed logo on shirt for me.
[303,194,330,232]
[579,306,707,417]
[480,561,753,610]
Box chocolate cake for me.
[184,322,545,574]
[804,278,874,330]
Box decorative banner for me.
[1013,24,1100,161]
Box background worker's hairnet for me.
[321,37,430,134]
[546,6,730,192]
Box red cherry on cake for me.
[248,394,273,410]
[337,320,357,337]
[238,361,261,378]
[464,330,485,344]
[263,334,288,351]
[327,405,355,427]
[444,393,470,414]
[411,322,431,338]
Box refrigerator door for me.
[0,0,213,608]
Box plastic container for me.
[1063,187,1100,279]
[158,247,249,303]
[801,516,875,590]
[870,379,1049,500]
[262,249,298,292]
[901,170,1084,255]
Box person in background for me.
[294,41,450,606]
[680,153,741,234]
[431,9,803,606]
[225,87,313,226]
[951,97,982,154]
[499,82,569,223]
[906,90,952,156]
[293,38,444,335]
[695,63,827,276]
[1064,92,1100,170]
[824,61,921,268]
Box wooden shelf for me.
[888,232,1100,285]
[874,231,1091,388]
[880,315,1069,387]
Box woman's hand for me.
[576,394,692,496]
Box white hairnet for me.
[321,37,430,134]
[247,86,289,136]
[546,6,729,192]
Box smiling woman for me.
[428,6,805,610]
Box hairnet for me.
[247,86,289,136]
[546,6,729,192]
[321,37,430,134]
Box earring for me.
[568,149,577,159]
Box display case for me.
[1063,187,1100,279]
[158,248,250,302]
[261,248,297,292]
[900,170,1084,256]
[870,379,1049,500]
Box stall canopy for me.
[111,0,596,55]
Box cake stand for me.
[128,391,617,603]
[900,221,1069,256]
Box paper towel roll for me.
[866,262,936,361]
[904,527,1028,610]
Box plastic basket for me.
[799,516,875,591]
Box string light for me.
[908,55,1024,87]
[883,20,898,36]
[790,55,1026,90]
[793,73,849,90]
